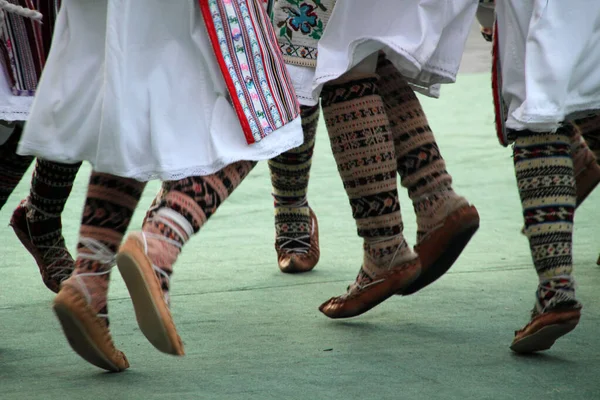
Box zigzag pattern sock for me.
[513,128,578,312]
[74,173,146,325]
[143,161,256,297]
[321,74,415,285]
[377,56,468,242]
[26,158,81,253]
[268,104,318,252]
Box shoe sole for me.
[510,320,579,354]
[403,206,479,295]
[53,288,127,372]
[117,239,184,356]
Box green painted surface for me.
[1,73,599,400]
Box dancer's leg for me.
[268,105,320,273]
[318,69,420,319]
[118,161,257,354]
[53,172,145,372]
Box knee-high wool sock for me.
[268,104,319,252]
[513,128,578,312]
[71,173,146,324]
[321,74,415,282]
[377,56,468,242]
[26,158,81,250]
[143,161,257,300]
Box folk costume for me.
[0,1,81,294]
[479,0,600,277]
[18,0,302,179]
[478,0,600,236]
[269,0,480,318]
[265,0,335,274]
[492,0,600,353]
[21,0,303,372]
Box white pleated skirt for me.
[308,0,477,101]
[17,0,303,181]
[496,0,600,132]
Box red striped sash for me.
[0,0,60,96]
[199,0,300,144]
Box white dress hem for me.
[18,116,304,182]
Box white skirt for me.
[0,70,32,144]
[0,68,32,122]
[286,64,319,107]
[310,0,477,101]
[496,0,600,132]
[17,0,303,181]
[286,54,442,105]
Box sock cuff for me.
[154,207,194,240]
[160,190,206,234]
[321,76,380,106]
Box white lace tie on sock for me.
[274,196,311,254]
[75,237,116,319]
[535,275,580,315]
[346,234,416,294]
[142,208,193,306]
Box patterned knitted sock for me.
[573,115,600,162]
[0,123,33,210]
[140,207,192,307]
[25,158,81,252]
[513,128,579,313]
[70,173,145,326]
[268,104,318,253]
[377,56,468,242]
[143,161,257,300]
[321,75,416,285]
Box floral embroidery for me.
[277,0,327,42]
[289,4,317,33]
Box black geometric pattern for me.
[268,105,319,252]
[80,174,145,253]
[321,76,380,105]
[349,190,400,219]
[376,54,453,198]
[322,75,404,244]
[28,159,82,247]
[513,128,576,287]
[158,161,257,233]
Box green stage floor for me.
[1,73,599,400]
